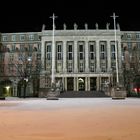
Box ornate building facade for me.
[0,24,140,97]
[39,26,122,96]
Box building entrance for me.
[67,77,74,91]
[78,77,85,91]
[90,77,97,91]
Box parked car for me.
[128,75,140,97]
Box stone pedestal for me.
[111,86,126,99]
[46,83,60,100]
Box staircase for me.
[59,91,110,98]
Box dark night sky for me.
[1,1,140,33]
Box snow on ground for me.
[0,97,140,110]
[0,97,140,140]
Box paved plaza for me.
[0,97,140,140]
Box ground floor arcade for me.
[0,74,113,97]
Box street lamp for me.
[111,12,119,86]
[46,13,59,100]
[50,13,57,87]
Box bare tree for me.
[11,44,41,97]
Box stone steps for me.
[59,91,110,98]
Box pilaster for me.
[74,41,78,73]
[107,40,111,71]
[96,40,100,72]
[63,41,67,73]
[74,77,77,91]
[85,41,89,72]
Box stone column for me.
[96,76,100,91]
[74,41,78,73]
[87,77,90,91]
[107,40,111,72]
[63,41,67,73]
[77,77,79,91]
[64,77,67,91]
[96,40,100,72]
[118,41,122,69]
[74,77,77,91]
[85,41,89,72]
[85,77,88,91]
[62,76,65,91]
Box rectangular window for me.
[2,36,8,41]
[100,53,105,59]
[79,45,83,52]
[100,43,106,59]
[29,35,34,40]
[79,42,84,60]
[90,45,94,52]
[20,35,25,41]
[57,45,61,52]
[127,34,131,38]
[90,53,95,60]
[57,44,62,60]
[47,45,51,52]
[111,44,115,52]
[111,44,116,59]
[57,53,62,60]
[67,44,73,60]
[68,45,72,52]
[46,44,52,60]
[101,44,105,51]
[79,53,83,60]
[11,35,16,41]
[68,53,72,60]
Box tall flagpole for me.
[50,13,57,85]
[111,12,119,85]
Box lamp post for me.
[47,13,59,100]
[111,12,119,86]
[110,13,126,99]
[50,13,57,87]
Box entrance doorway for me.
[67,77,74,91]
[90,77,97,91]
[78,77,85,91]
